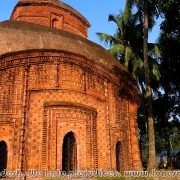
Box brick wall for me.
[0,51,142,175]
[0,0,142,176]
[10,2,89,38]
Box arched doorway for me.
[62,132,77,173]
[116,141,124,172]
[0,141,7,177]
[52,18,58,28]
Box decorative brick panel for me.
[40,102,97,170]
[0,0,142,176]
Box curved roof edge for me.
[11,0,90,27]
[0,20,140,98]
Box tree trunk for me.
[164,83,172,168]
[143,0,158,171]
[125,0,131,25]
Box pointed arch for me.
[116,141,124,172]
[52,18,58,28]
[62,132,77,173]
[0,141,7,177]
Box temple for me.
[0,0,142,177]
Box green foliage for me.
[157,31,180,122]
[160,0,180,35]
[96,8,160,82]
[139,92,180,159]
[97,0,180,168]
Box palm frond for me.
[108,44,125,55]
[148,56,161,81]
[125,46,133,68]
[148,43,161,56]
[96,32,121,47]
[108,13,123,32]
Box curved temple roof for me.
[13,0,90,26]
[10,0,90,38]
[0,20,125,71]
[0,0,140,98]
[0,20,140,95]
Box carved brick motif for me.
[60,63,84,90]
[0,67,23,115]
[87,73,105,95]
[0,52,142,173]
[0,0,142,176]
[28,64,56,89]
[0,53,122,92]
[41,105,97,170]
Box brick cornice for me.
[44,101,97,114]
[0,50,141,104]
[11,1,90,27]
[0,51,118,84]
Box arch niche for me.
[62,132,77,173]
[0,141,7,177]
[116,141,124,172]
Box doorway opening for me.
[0,141,7,178]
[52,18,58,28]
[116,141,124,171]
[62,132,77,173]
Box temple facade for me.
[0,0,142,177]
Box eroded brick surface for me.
[11,0,90,38]
[0,0,142,178]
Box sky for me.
[0,0,162,49]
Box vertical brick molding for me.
[129,101,142,170]
[49,109,57,169]
[54,60,59,87]
[106,81,112,170]
[92,112,98,169]
[126,100,133,170]
[41,108,48,170]
[123,103,132,171]
[19,64,29,173]
[83,70,87,92]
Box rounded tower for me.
[11,0,90,38]
[0,0,142,176]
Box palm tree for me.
[143,0,157,171]
[97,0,160,171]
[96,3,160,82]
[97,10,143,78]
[131,0,160,171]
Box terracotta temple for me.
[0,0,142,177]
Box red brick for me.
[0,0,142,178]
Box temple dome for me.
[0,0,140,94]
[0,0,142,173]
[0,19,139,93]
[10,0,90,38]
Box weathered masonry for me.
[0,0,142,176]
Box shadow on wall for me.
[113,65,141,103]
